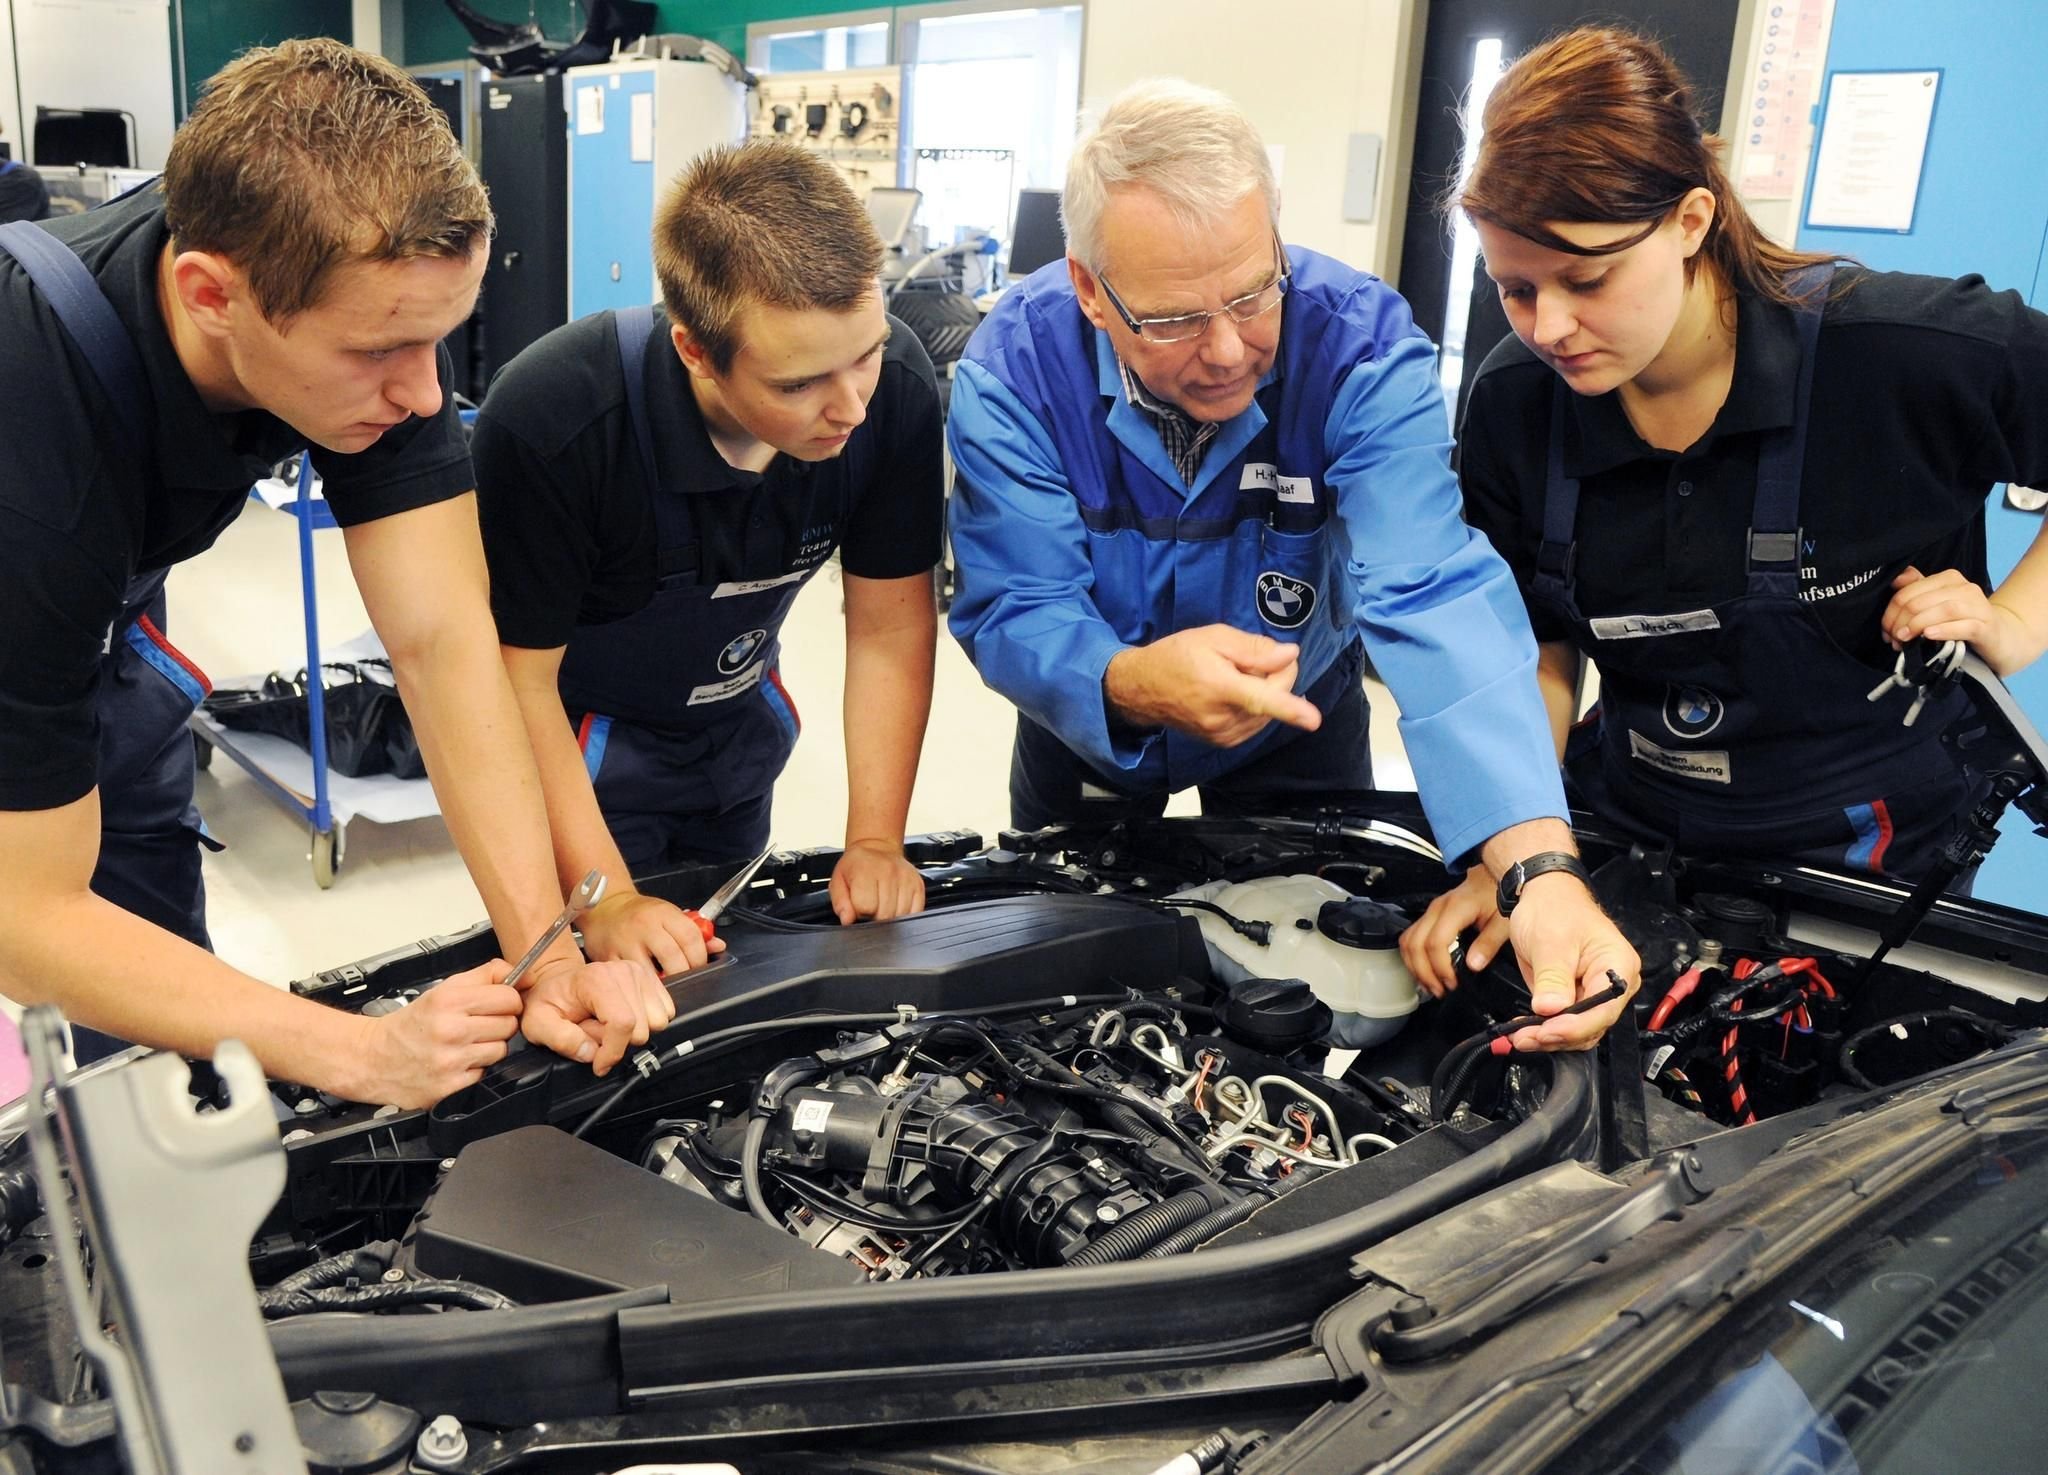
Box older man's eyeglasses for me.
[1099,239,1292,345]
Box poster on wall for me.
[1737,0,1831,202]
[1804,69,1942,233]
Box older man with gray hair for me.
[946,78,1638,1051]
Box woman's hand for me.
[1884,566,2048,677]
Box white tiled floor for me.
[165,496,1408,985]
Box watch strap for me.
[1497,851,1591,916]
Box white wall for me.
[8,0,177,168]
[1079,0,1424,279]
[0,3,23,161]
[351,0,382,55]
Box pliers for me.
[680,848,774,943]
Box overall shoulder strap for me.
[1745,261,1836,595]
[0,219,152,452]
[1534,378,1580,588]
[613,304,659,492]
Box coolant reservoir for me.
[1173,876,1422,1048]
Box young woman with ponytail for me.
[1402,25,2048,994]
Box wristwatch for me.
[1496,851,1592,917]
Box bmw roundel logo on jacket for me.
[1255,571,1316,630]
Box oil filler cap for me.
[1222,977,1332,1055]
[1316,898,1409,950]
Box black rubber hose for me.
[1087,1099,1219,1186]
[1430,1035,1491,1122]
[1137,897,1272,945]
[1063,1188,1216,1267]
[1837,1008,2017,1092]
[572,993,1165,1140]
[571,1068,644,1140]
[1095,1100,1162,1147]
[1005,1037,1220,1176]
[1138,1195,1268,1258]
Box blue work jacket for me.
[946,248,1566,866]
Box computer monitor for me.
[864,186,922,250]
[1006,188,1065,279]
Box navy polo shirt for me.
[1461,268,2048,668]
[471,303,945,652]
[0,186,476,810]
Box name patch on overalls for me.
[1629,731,1732,784]
[712,570,808,599]
[1255,571,1316,629]
[1588,609,1721,640]
[1240,462,1315,504]
[689,663,766,706]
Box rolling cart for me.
[187,453,439,887]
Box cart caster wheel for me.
[310,826,345,889]
[192,731,213,770]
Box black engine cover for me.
[423,896,1205,1153]
[408,1126,862,1304]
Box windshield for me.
[1549,1126,2048,1475]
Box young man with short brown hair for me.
[0,39,667,1106]
[474,141,943,970]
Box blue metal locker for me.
[569,69,659,319]
[567,59,749,320]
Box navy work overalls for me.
[1538,266,1969,880]
[556,306,822,873]
[977,255,1392,831]
[0,218,224,1062]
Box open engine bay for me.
[7,793,2048,1474]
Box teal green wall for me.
[395,1,483,66]
[178,0,353,113]
[397,2,867,66]
[175,2,887,113]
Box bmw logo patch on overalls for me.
[1256,571,1316,630]
[1663,685,1725,739]
[720,629,767,676]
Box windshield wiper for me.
[1368,1093,1855,1364]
